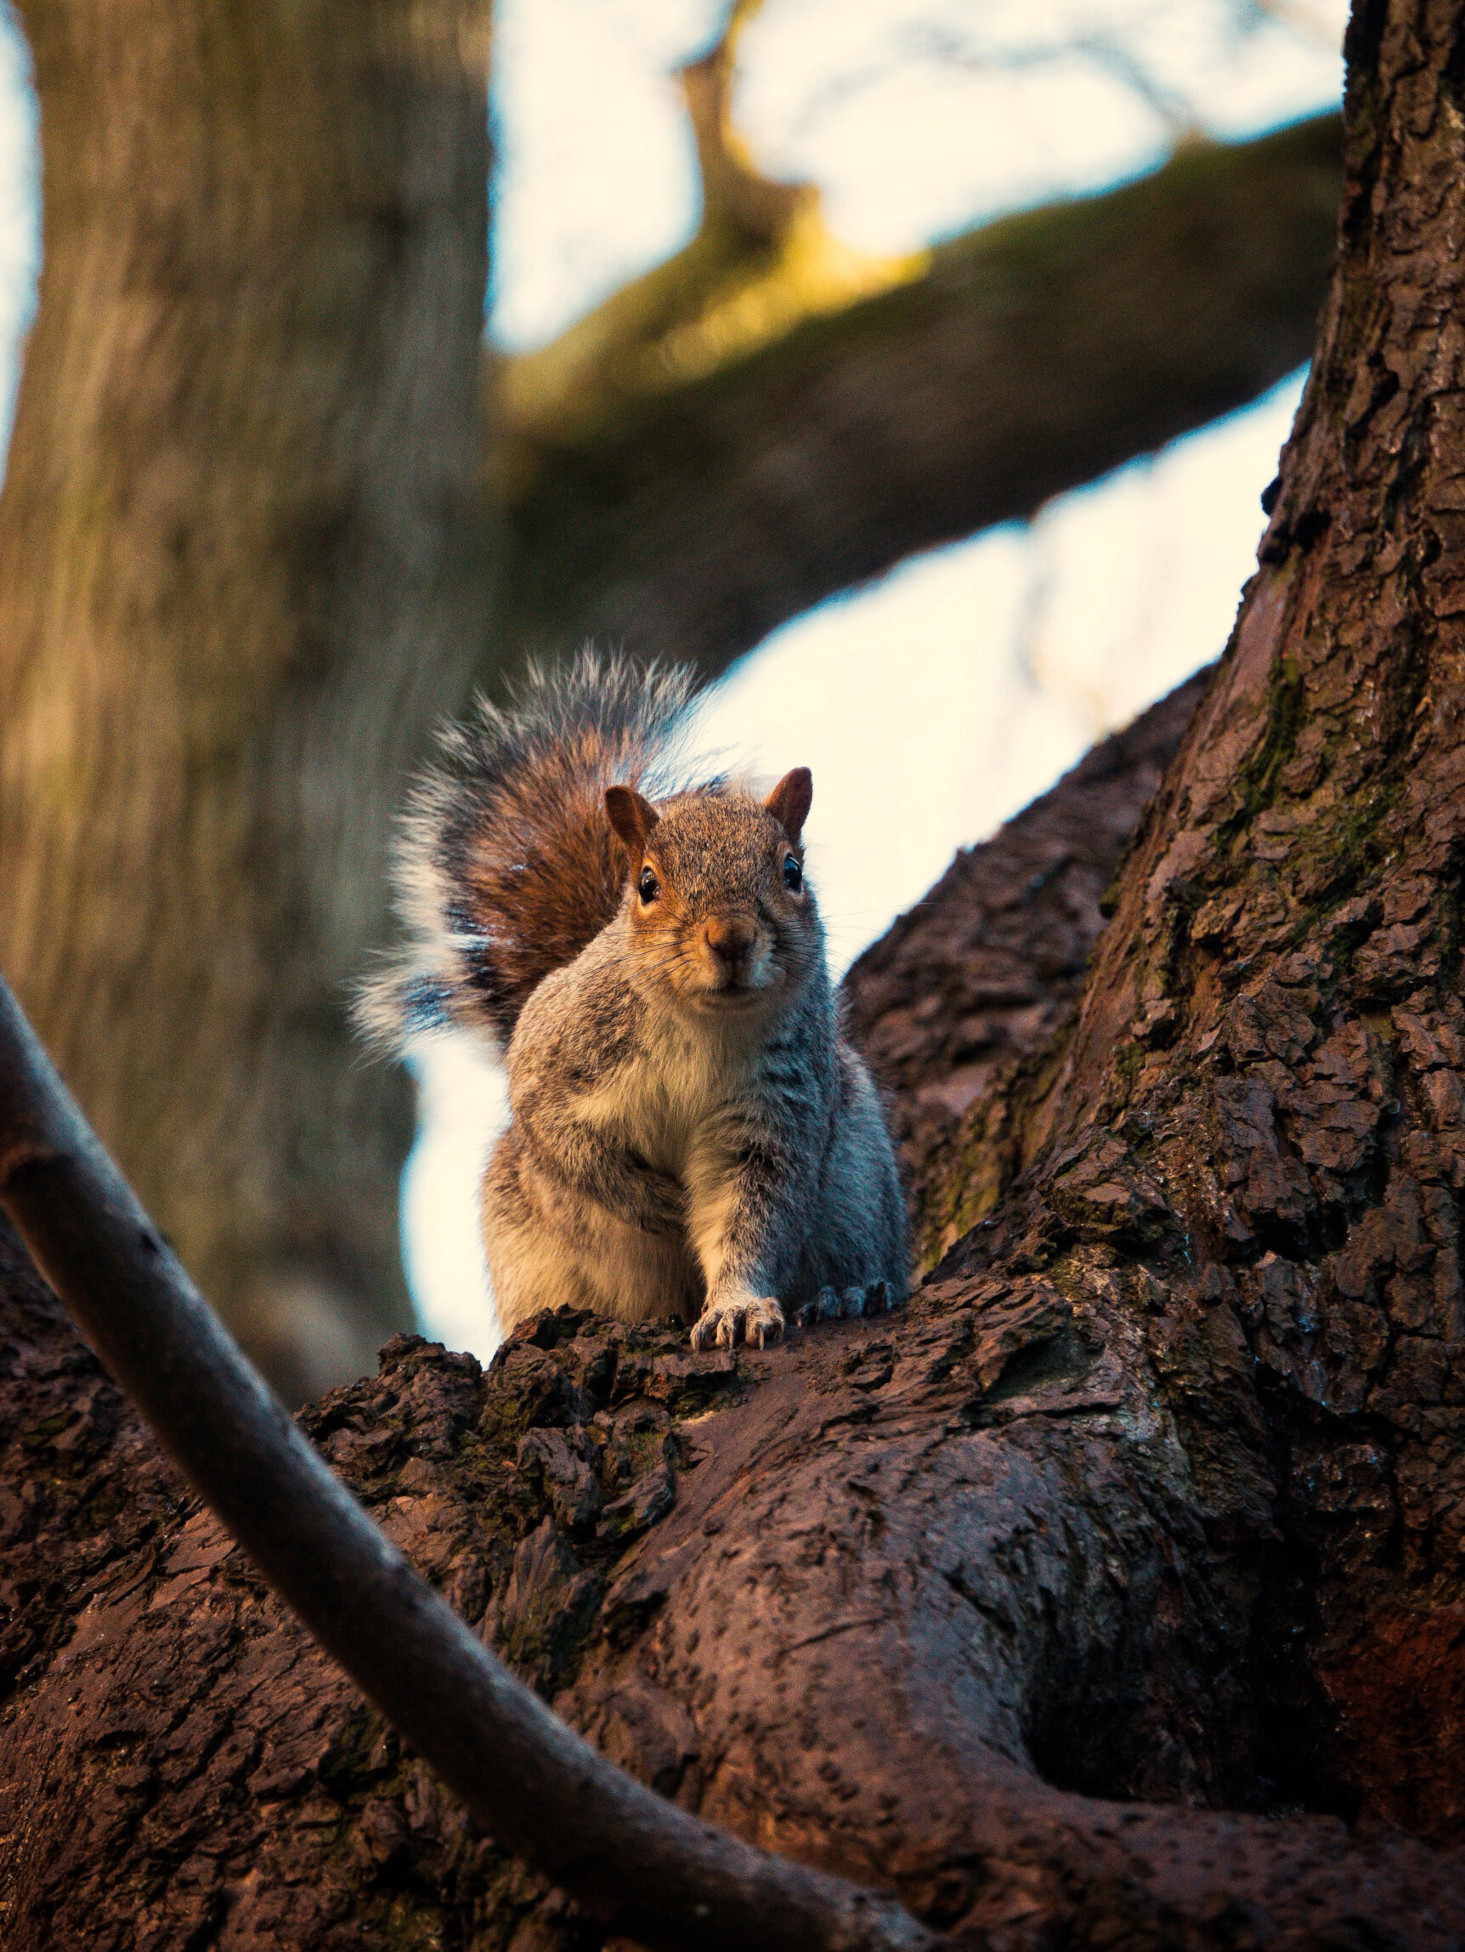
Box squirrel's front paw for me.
[795,1279,900,1328]
[691,1295,785,1351]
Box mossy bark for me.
[0,0,492,1400]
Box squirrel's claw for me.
[857,1279,897,1318]
[796,1287,839,1326]
[690,1295,785,1352]
[796,1280,899,1329]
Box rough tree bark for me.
[6,0,1465,1941]
[0,0,493,1402]
[0,692,1206,1950]
[0,972,927,1952]
[843,666,1214,1273]
[2,631,1463,1943]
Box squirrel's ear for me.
[605,785,660,857]
[765,767,812,844]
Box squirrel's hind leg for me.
[480,1135,590,1336]
[482,1128,704,1334]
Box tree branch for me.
[0,975,934,1952]
[844,666,1212,1269]
[489,113,1342,680]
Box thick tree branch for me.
[493,0,909,474]
[0,976,932,1952]
[490,113,1342,679]
[844,666,1212,1270]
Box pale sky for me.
[0,0,1349,1359]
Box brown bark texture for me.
[10,3,1465,1945]
[843,666,1213,1275]
[0,967,928,1952]
[489,114,1342,676]
[0,0,492,1402]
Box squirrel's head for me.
[604,769,821,1017]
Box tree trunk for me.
[0,8,1342,1414]
[0,0,492,1400]
[843,665,1213,1273]
[15,1,1465,1937]
[6,0,1465,1941]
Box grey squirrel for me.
[360,652,907,1350]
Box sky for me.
[0,0,1350,1360]
[490,0,1348,350]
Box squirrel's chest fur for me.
[548,953,809,1180]
[491,929,831,1326]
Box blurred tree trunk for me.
[0,0,492,1400]
[7,0,1465,1919]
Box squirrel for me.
[359,651,908,1351]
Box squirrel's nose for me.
[704,913,757,966]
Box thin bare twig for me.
[0,974,936,1952]
[678,0,810,241]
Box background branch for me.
[489,112,1342,678]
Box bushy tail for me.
[357,651,703,1053]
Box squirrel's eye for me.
[638,866,660,904]
[782,853,803,892]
